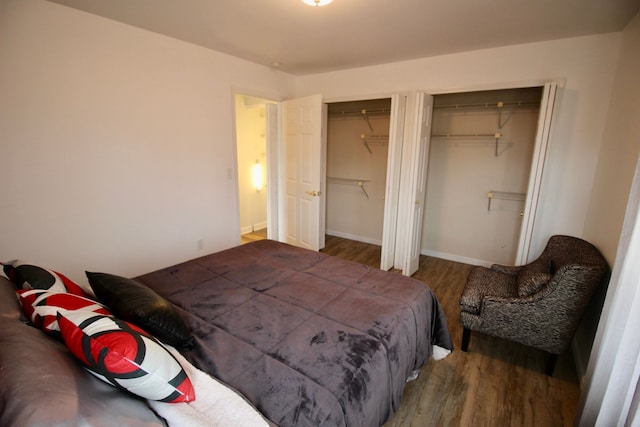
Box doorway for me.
[234,94,276,244]
[421,87,545,266]
[278,93,405,266]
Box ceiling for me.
[47,0,640,76]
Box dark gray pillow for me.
[86,271,193,349]
[0,318,166,426]
[0,276,22,320]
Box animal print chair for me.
[459,235,608,375]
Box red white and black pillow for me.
[17,289,111,335]
[3,260,88,296]
[57,310,195,403]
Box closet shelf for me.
[432,132,505,156]
[328,177,371,199]
[434,100,540,110]
[487,190,526,212]
[431,133,502,139]
[433,98,537,158]
[328,109,390,118]
[361,134,389,139]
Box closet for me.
[421,87,544,265]
[326,98,391,245]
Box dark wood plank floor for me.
[242,232,581,426]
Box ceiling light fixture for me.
[302,0,333,6]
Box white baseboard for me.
[253,221,267,231]
[420,249,493,267]
[326,230,382,246]
[241,222,268,235]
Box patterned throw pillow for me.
[16,289,111,335]
[57,310,195,403]
[2,260,88,296]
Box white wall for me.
[583,12,640,264]
[296,33,621,260]
[326,114,390,244]
[0,0,293,287]
[575,11,640,383]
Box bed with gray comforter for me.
[134,239,452,426]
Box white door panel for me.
[402,93,433,276]
[282,94,324,251]
[516,82,558,264]
[380,94,407,271]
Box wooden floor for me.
[241,231,581,426]
[241,227,268,244]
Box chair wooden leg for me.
[545,353,558,376]
[461,328,471,352]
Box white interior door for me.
[281,94,325,251]
[380,94,407,270]
[516,82,558,264]
[401,93,434,276]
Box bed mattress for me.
[135,240,452,426]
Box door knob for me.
[305,190,321,197]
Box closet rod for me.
[434,100,540,110]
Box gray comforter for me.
[135,240,452,426]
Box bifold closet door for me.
[397,92,433,276]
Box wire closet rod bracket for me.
[360,134,389,154]
[361,109,374,133]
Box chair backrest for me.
[537,235,608,272]
[517,236,608,353]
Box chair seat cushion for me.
[460,266,518,314]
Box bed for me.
[0,239,451,427]
[134,239,453,426]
